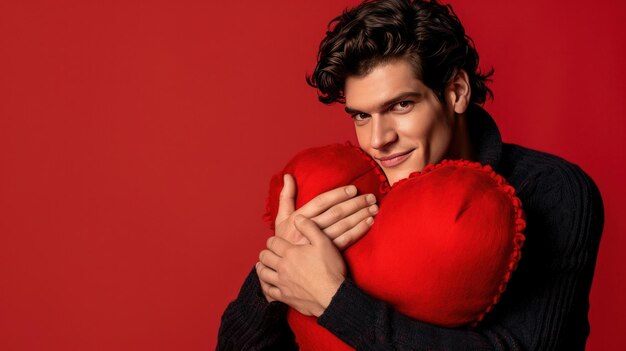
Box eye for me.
[391,101,414,113]
[351,112,370,122]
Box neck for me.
[446,112,475,161]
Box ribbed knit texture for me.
[216,106,604,350]
[217,267,297,351]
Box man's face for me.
[344,59,455,185]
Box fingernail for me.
[369,204,378,215]
[346,185,357,196]
[366,194,376,204]
[366,217,374,225]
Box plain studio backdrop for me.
[1,0,624,350]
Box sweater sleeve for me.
[216,267,298,351]
[318,162,604,351]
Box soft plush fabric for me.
[264,145,525,351]
[263,142,389,230]
[346,160,525,327]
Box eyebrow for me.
[345,92,422,115]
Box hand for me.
[258,173,376,303]
[275,174,378,249]
[258,215,346,316]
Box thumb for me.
[294,215,326,246]
[276,173,296,225]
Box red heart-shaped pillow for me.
[346,160,525,327]
[264,146,525,351]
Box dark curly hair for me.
[307,0,493,105]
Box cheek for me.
[396,116,431,145]
[435,113,455,142]
[398,116,453,164]
[354,127,370,149]
[426,121,453,153]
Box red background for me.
[1,0,624,349]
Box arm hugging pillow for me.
[264,144,526,351]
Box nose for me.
[370,114,398,150]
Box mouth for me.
[376,149,414,168]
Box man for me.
[217,0,604,349]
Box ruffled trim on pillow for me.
[392,159,526,328]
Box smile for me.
[377,150,414,168]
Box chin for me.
[379,159,425,185]
[385,169,412,186]
[392,164,426,185]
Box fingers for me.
[293,215,327,246]
[256,261,280,287]
[322,202,377,239]
[275,174,296,226]
[311,193,377,229]
[266,285,282,301]
[266,235,292,257]
[256,261,282,302]
[259,248,280,271]
[296,185,359,219]
[333,217,375,251]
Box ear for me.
[446,69,471,114]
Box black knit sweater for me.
[217,106,604,350]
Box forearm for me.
[319,279,516,351]
[217,267,298,351]
[318,216,602,351]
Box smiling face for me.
[344,58,471,185]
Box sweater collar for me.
[466,104,502,169]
